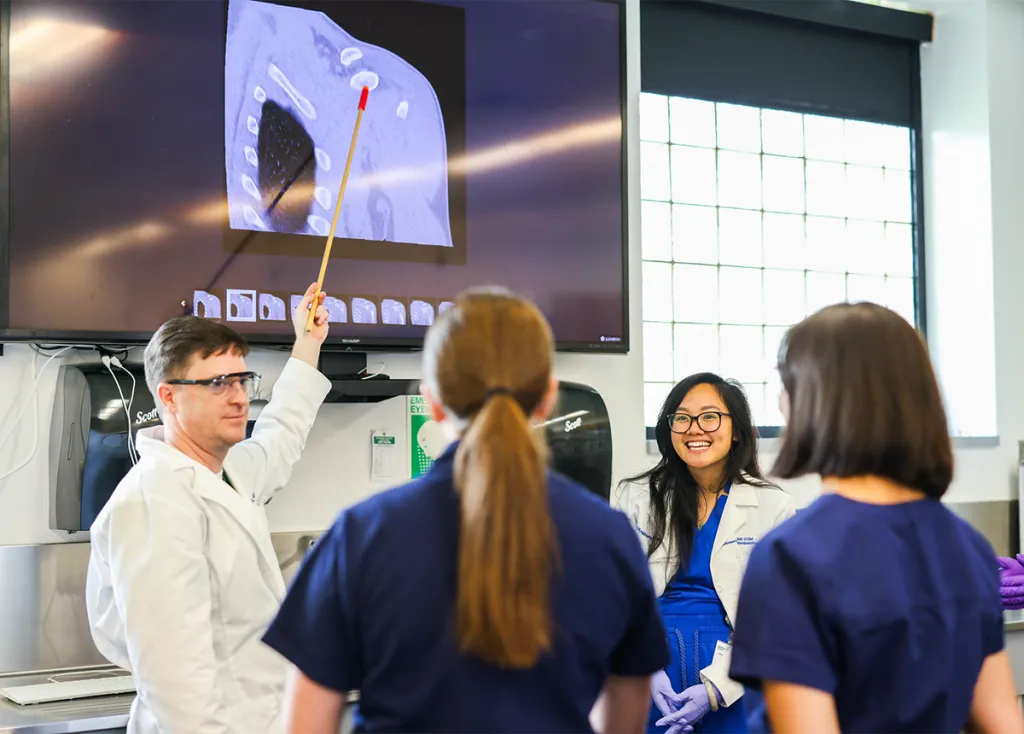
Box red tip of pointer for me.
[358,86,369,110]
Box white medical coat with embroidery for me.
[615,479,795,706]
[86,358,331,734]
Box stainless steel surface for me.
[0,542,108,675]
[1017,443,1024,558]
[945,499,1019,557]
[0,531,323,733]
[0,667,131,734]
[0,532,322,677]
[272,532,319,586]
[1007,610,1024,632]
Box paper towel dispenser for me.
[545,381,612,501]
[49,363,160,532]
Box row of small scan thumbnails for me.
[190,289,453,327]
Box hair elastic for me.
[483,386,513,402]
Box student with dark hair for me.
[730,302,1023,734]
[617,373,795,734]
[263,288,670,734]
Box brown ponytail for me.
[422,288,557,669]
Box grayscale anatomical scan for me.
[225,0,454,248]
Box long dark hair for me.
[621,373,774,567]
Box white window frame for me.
[639,93,921,439]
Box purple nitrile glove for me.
[666,723,693,734]
[1003,589,1024,606]
[666,722,694,734]
[999,577,1024,593]
[656,682,722,734]
[651,670,682,719]
[1002,591,1024,604]
[1003,598,1024,611]
[998,557,1024,576]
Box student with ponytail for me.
[263,287,669,733]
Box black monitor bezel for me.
[0,0,629,354]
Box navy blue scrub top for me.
[729,494,1003,733]
[263,442,670,733]
[660,489,729,615]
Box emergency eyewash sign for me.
[408,395,446,478]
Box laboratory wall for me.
[917,0,1024,504]
[0,341,652,545]
[1,0,1023,547]
[0,0,642,546]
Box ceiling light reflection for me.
[10,19,116,80]
[187,113,623,223]
[74,221,170,259]
[58,114,623,256]
[354,115,621,190]
[185,200,229,225]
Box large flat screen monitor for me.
[0,0,627,351]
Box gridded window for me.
[640,94,917,430]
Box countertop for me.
[1006,609,1024,632]
[0,668,359,734]
[0,669,130,734]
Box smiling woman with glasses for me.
[666,410,730,434]
[616,373,795,734]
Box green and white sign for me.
[408,395,446,478]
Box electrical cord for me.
[112,356,140,464]
[31,343,129,359]
[102,355,139,465]
[0,346,74,483]
[359,361,386,380]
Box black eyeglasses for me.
[165,371,261,400]
[665,411,730,434]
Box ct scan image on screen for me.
[4,0,624,349]
[224,0,461,252]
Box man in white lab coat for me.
[86,283,333,734]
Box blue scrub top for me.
[729,494,1003,733]
[660,490,729,615]
[263,442,670,733]
[650,492,749,734]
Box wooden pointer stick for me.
[306,85,370,331]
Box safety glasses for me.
[165,371,261,400]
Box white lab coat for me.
[615,479,795,706]
[86,358,331,734]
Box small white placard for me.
[370,430,398,481]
